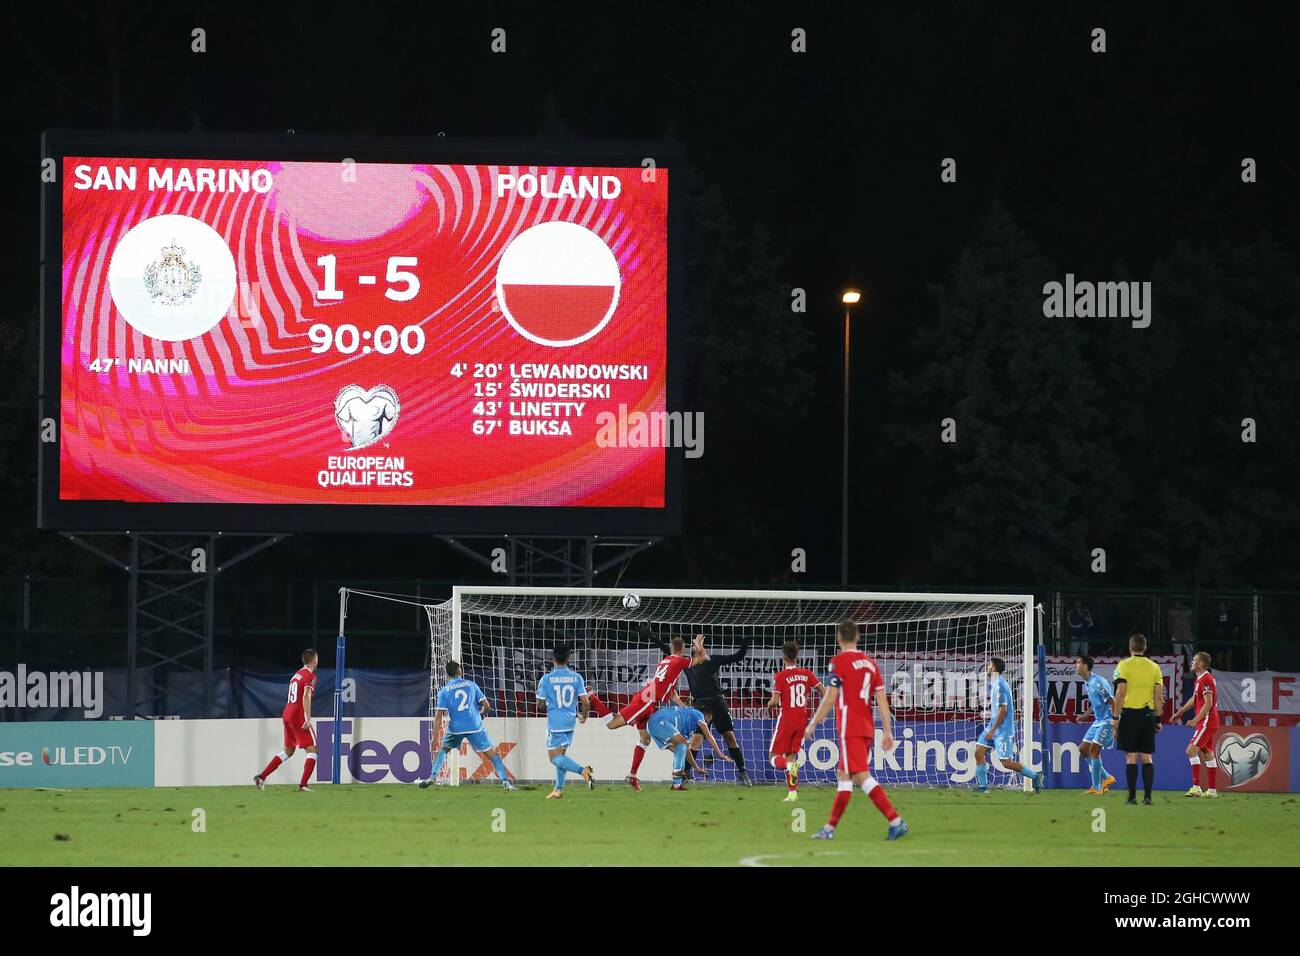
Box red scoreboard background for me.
[40,132,682,533]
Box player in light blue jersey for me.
[417,661,516,790]
[973,658,1043,793]
[646,704,729,790]
[1075,655,1116,794]
[536,644,596,799]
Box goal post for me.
[427,586,1038,789]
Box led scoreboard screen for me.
[40,132,682,533]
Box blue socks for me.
[551,753,584,790]
[1089,757,1105,788]
[490,753,509,783]
[556,754,583,774]
[429,748,514,786]
[976,760,1045,788]
[430,749,448,778]
[673,742,688,774]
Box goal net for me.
[422,587,1036,789]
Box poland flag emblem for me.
[495,220,621,347]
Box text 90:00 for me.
[307,323,426,355]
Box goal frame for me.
[444,586,1037,791]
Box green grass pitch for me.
[4,784,1298,867]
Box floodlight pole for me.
[841,305,850,587]
[840,293,860,587]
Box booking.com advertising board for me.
[306,717,1300,791]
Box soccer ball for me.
[622,593,641,610]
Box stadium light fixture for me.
[841,289,862,305]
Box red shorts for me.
[618,697,657,730]
[770,714,808,755]
[1191,721,1217,750]
[839,735,872,775]
[283,717,316,750]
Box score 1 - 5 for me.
[316,255,419,302]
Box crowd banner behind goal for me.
[400,587,1036,789]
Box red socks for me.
[1207,762,1217,789]
[630,744,646,775]
[771,755,787,769]
[828,790,852,827]
[866,782,897,821]
[829,779,897,829]
[259,751,317,787]
[787,768,797,791]
[587,693,610,717]
[1191,760,1201,787]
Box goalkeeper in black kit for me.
[652,627,755,786]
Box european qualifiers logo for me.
[334,384,399,450]
[0,666,103,719]
[1217,731,1271,787]
[49,886,151,936]
[1042,273,1152,329]
[319,385,413,489]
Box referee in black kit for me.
[1112,632,1166,804]
[648,625,754,785]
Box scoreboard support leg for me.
[333,589,348,785]
[60,531,288,719]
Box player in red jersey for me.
[768,640,821,802]
[1172,651,1220,798]
[254,649,320,792]
[804,621,908,840]
[594,633,695,790]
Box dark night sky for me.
[2,2,1299,598]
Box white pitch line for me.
[739,851,846,867]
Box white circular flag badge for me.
[108,213,237,342]
[495,220,621,347]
